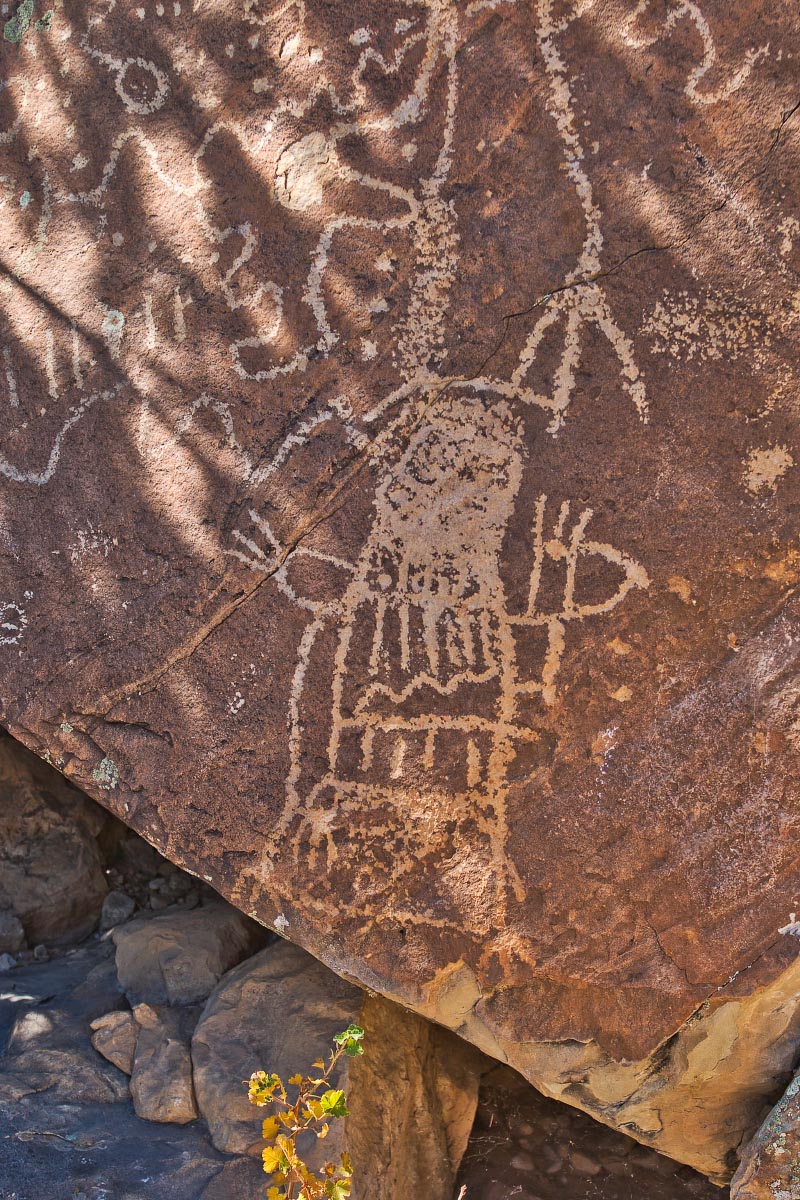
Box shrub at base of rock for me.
[191,940,485,1199]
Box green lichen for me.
[92,757,119,791]
[60,722,73,734]
[3,0,34,42]
[34,9,53,31]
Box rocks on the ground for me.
[130,1003,199,1125]
[90,1009,138,1075]
[32,943,48,962]
[192,940,484,1199]
[113,899,266,1006]
[100,888,136,930]
[0,734,112,945]
[0,953,16,972]
[731,1071,800,1199]
[456,1064,720,1200]
[0,945,129,1106]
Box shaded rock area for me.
[457,1066,723,1200]
[0,734,112,948]
[0,745,730,1199]
[113,901,265,1007]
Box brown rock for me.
[130,1003,198,1125]
[113,900,265,1006]
[191,941,483,1199]
[1,1,800,1181]
[191,942,364,1156]
[346,992,486,1200]
[0,910,25,954]
[731,1072,800,1199]
[0,734,108,945]
[90,1009,138,1076]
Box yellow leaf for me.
[262,1146,284,1174]
[340,1152,352,1176]
[312,1059,325,1069]
[316,1122,330,1139]
[267,1189,283,1200]
[308,1099,324,1120]
[288,1073,303,1086]
[262,1116,281,1140]
[279,1111,295,1127]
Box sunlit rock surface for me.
[1,0,799,1181]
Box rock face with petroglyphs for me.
[0,0,799,1183]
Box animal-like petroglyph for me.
[622,0,768,106]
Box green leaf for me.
[320,1089,348,1118]
[325,1180,351,1200]
[333,1025,364,1046]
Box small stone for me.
[130,1004,198,1124]
[32,943,48,962]
[90,1009,138,1075]
[510,1152,535,1171]
[149,893,169,910]
[571,1151,602,1176]
[100,889,136,930]
[0,952,15,971]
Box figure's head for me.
[377,391,524,567]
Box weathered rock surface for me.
[113,900,265,1006]
[0,733,110,945]
[1,0,800,1181]
[731,1071,800,1200]
[192,939,483,1198]
[130,1002,199,1125]
[192,941,362,1157]
[347,991,486,1200]
[90,1008,138,1075]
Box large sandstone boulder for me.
[191,939,484,1199]
[0,0,799,1181]
[113,900,266,1006]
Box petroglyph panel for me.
[0,0,799,1181]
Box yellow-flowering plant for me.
[247,1024,365,1200]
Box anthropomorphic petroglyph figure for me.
[264,387,649,925]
